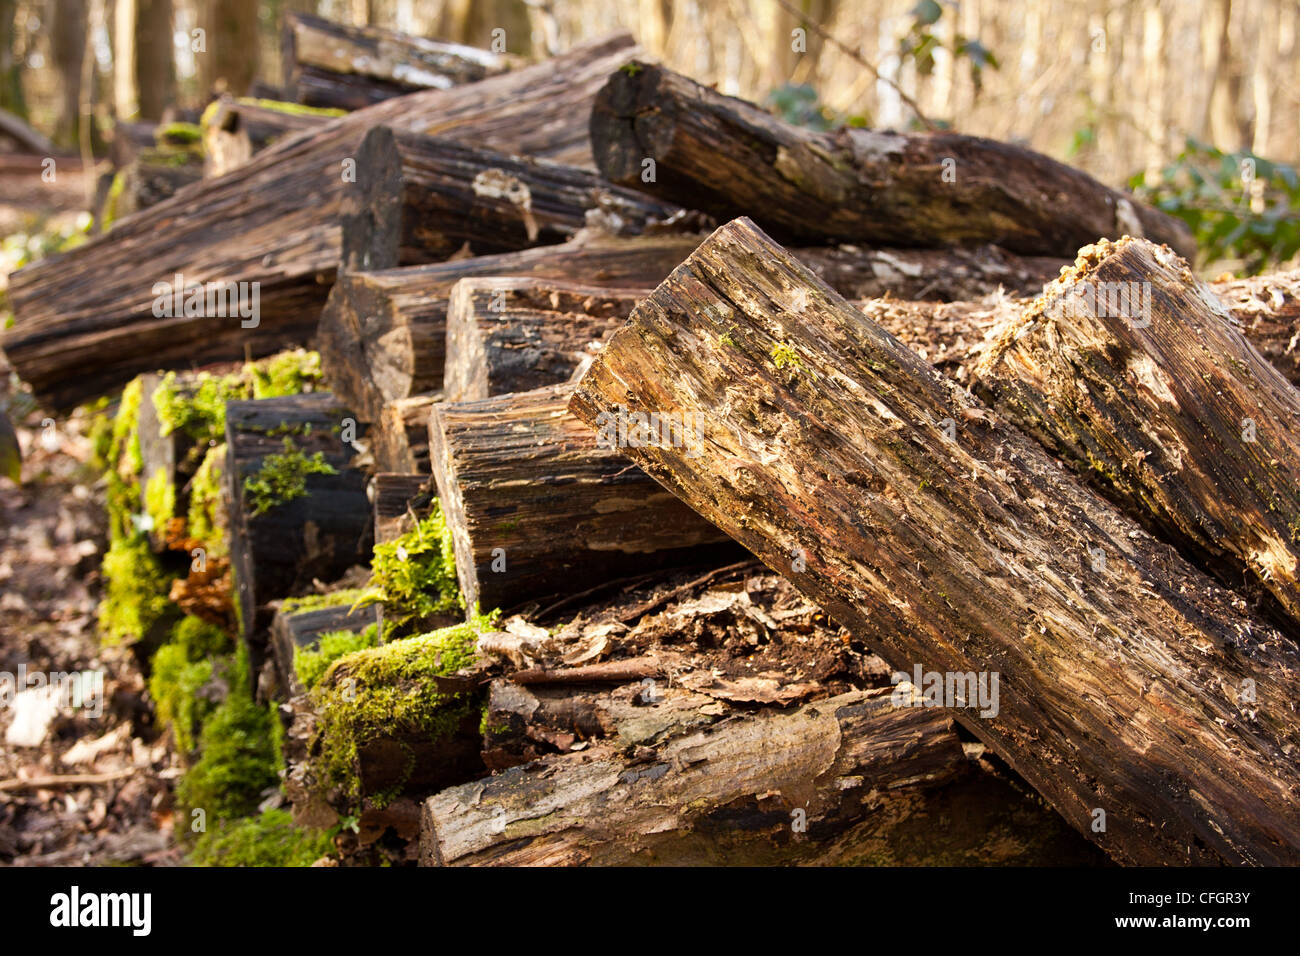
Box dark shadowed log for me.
[372,394,439,473]
[282,12,517,111]
[569,218,1300,866]
[973,238,1300,629]
[422,688,968,866]
[590,62,1194,258]
[271,600,381,697]
[372,472,436,545]
[201,96,335,178]
[224,394,372,666]
[427,383,739,614]
[444,277,645,403]
[340,126,682,272]
[4,34,638,410]
[106,145,204,221]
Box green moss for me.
[187,442,226,553]
[357,504,462,637]
[101,171,127,230]
[144,467,175,536]
[239,97,347,119]
[112,377,144,478]
[243,438,337,517]
[280,587,370,616]
[294,623,380,691]
[98,534,174,646]
[149,616,230,754]
[247,349,323,399]
[189,809,333,867]
[156,121,203,146]
[311,613,494,799]
[771,342,804,373]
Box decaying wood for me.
[973,238,1300,628]
[4,34,638,410]
[282,12,516,111]
[224,394,372,659]
[201,96,333,178]
[372,394,439,473]
[427,383,739,614]
[1211,269,1300,389]
[271,599,381,697]
[421,687,967,866]
[590,62,1194,258]
[340,126,681,272]
[570,217,1300,866]
[444,277,645,403]
[372,472,436,545]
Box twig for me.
[509,656,664,686]
[0,768,136,793]
[615,558,761,623]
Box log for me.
[973,238,1300,629]
[372,394,438,473]
[4,34,638,410]
[340,126,683,272]
[271,599,382,697]
[372,472,436,545]
[444,277,645,403]
[224,394,372,663]
[569,217,1300,866]
[590,62,1194,258]
[201,96,336,178]
[102,144,204,224]
[319,233,701,421]
[421,687,968,866]
[427,383,739,614]
[282,12,517,112]
[1211,269,1300,389]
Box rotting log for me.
[372,394,439,473]
[569,217,1300,866]
[282,12,517,111]
[427,383,740,614]
[973,238,1300,629]
[4,34,638,410]
[372,472,436,545]
[224,394,372,668]
[271,600,381,697]
[340,126,683,272]
[590,62,1194,258]
[444,277,645,403]
[421,688,968,866]
[201,96,335,178]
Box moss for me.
[149,616,230,754]
[189,809,333,867]
[357,504,462,637]
[311,613,494,799]
[156,121,203,146]
[294,623,380,691]
[771,342,804,373]
[98,534,174,646]
[112,377,145,479]
[239,97,347,118]
[243,438,337,517]
[101,171,127,230]
[246,348,323,399]
[280,587,370,616]
[187,443,227,554]
[144,467,175,535]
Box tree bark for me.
[569,217,1300,866]
[199,0,259,98]
[589,62,1196,259]
[4,33,639,410]
[282,11,517,111]
[133,0,174,122]
[444,277,645,403]
[973,238,1300,630]
[428,383,740,615]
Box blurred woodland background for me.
[2,0,1298,274]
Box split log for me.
[372,472,436,545]
[271,600,381,697]
[444,277,645,403]
[1211,269,1300,388]
[372,394,438,473]
[341,126,682,272]
[4,34,638,410]
[973,238,1300,628]
[224,394,372,662]
[201,96,335,178]
[319,233,700,421]
[422,687,968,866]
[569,217,1300,866]
[282,12,517,111]
[427,384,739,614]
[590,62,1194,258]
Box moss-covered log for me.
[569,218,1300,866]
[201,96,340,178]
[590,62,1194,258]
[270,596,381,697]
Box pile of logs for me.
[7,14,1300,868]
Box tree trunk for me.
[199,0,259,98]
[133,0,174,122]
[569,217,1300,866]
[51,0,87,148]
[282,11,517,111]
[339,126,683,272]
[589,62,1196,259]
[973,238,1300,630]
[372,394,439,473]
[428,383,740,615]
[4,33,639,410]
[372,472,435,545]
[444,277,645,403]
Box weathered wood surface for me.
[421,687,967,866]
[974,238,1300,629]
[372,394,439,473]
[271,600,381,697]
[4,34,638,409]
[224,394,372,659]
[282,12,517,111]
[444,277,645,403]
[201,97,333,178]
[590,62,1194,258]
[372,472,436,545]
[569,218,1300,866]
[340,126,682,272]
[428,383,739,614]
